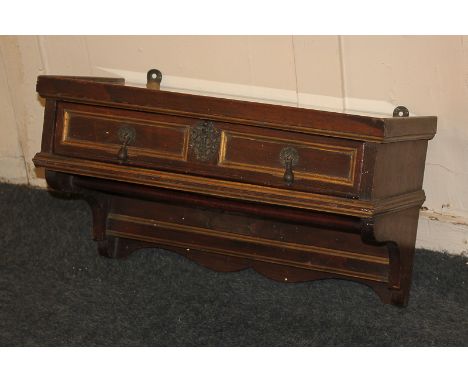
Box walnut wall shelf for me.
[33,71,437,306]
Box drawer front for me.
[219,130,360,193]
[54,102,364,197]
[55,102,190,166]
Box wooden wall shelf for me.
[33,73,437,306]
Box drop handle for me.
[279,147,299,186]
[117,137,130,163]
[283,158,295,186]
[117,126,136,164]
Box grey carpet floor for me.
[0,182,467,346]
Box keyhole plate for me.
[189,120,220,162]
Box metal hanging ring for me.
[393,106,409,117]
[147,69,162,90]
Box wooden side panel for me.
[370,140,429,199]
[40,99,58,153]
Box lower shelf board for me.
[45,170,422,307]
[106,214,389,283]
[96,235,401,306]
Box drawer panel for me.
[219,131,358,188]
[54,102,364,197]
[55,102,190,165]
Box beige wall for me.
[1,35,467,253]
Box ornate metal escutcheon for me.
[279,146,299,186]
[189,120,221,162]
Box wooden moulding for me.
[33,152,426,218]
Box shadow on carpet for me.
[0,183,467,346]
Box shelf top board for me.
[36,75,437,143]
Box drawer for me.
[54,102,364,197]
[218,129,363,196]
[55,102,191,166]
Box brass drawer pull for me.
[279,147,299,186]
[117,126,136,163]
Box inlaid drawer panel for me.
[54,102,364,197]
[55,102,190,166]
[219,130,360,192]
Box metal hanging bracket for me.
[393,106,409,117]
[146,69,162,90]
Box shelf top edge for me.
[36,75,437,142]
